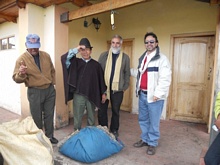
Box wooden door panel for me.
[175,89,204,122]
[121,41,132,112]
[170,36,214,124]
[179,42,207,82]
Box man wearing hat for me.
[12,34,58,144]
[61,38,107,130]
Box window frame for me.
[0,36,15,50]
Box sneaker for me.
[50,137,58,144]
[147,146,156,155]
[133,140,149,148]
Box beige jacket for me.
[12,50,55,89]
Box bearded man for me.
[97,35,130,138]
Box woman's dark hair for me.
[144,32,158,43]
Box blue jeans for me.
[138,91,164,147]
[204,133,220,165]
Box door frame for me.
[168,32,216,132]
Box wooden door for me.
[170,35,215,124]
[107,39,133,112]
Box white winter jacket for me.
[135,47,172,103]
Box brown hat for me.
[79,38,93,48]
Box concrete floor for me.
[0,108,210,165]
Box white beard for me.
[111,47,121,54]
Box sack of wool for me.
[59,126,124,163]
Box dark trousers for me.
[27,84,56,138]
[98,91,123,132]
[204,133,220,165]
[73,93,95,130]
[98,99,109,127]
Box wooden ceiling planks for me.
[0,0,96,24]
[0,0,219,24]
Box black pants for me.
[98,91,123,132]
[27,84,56,138]
[204,133,220,165]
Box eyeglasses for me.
[144,40,155,44]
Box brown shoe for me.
[133,140,149,148]
[147,146,156,155]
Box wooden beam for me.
[16,0,26,8]
[0,13,17,23]
[210,0,220,4]
[66,0,149,21]
[71,0,92,7]
[0,0,16,6]
[0,0,16,11]
[38,0,71,8]
[18,0,71,8]
[19,0,91,8]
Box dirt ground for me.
[53,111,209,165]
[0,108,209,165]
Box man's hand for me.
[215,114,220,129]
[101,93,107,103]
[153,96,159,102]
[77,45,86,51]
[19,61,27,75]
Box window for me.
[1,38,7,50]
[8,36,15,49]
[0,36,15,50]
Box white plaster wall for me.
[44,5,55,64]
[0,22,21,114]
